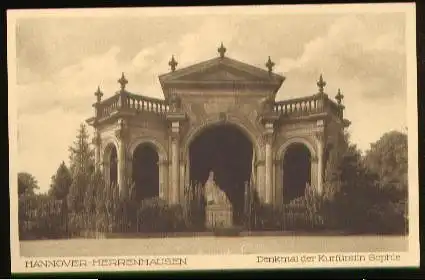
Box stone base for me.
[205,204,233,229]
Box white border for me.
[8,3,419,273]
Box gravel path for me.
[20,236,408,257]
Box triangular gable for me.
[159,56,285,84]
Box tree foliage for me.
[48,161,72,201]
[68,123,95,177]
[18,172,39,197]
[363,130,408,193]
[67,123,95,214]
[321,130,408,234]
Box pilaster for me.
[158,159,169,201]
[262,130,275,205]
[115,118,130,199]
[260,111,279,205]
[166,110,187,205]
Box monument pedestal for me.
[205,204,233,229]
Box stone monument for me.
[204,171,233,229]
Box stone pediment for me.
[180,66,256,82]
[159,57,285,97]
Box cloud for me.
[277,14,406,99]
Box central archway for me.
[188,123,254,225]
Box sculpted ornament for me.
[115,119,130,141]
[169,94,182,112]
[263,132,275,145]
[260,95,275,113]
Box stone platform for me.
[205,204,233,229]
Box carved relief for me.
[169,94,182,112]
[204,96,236,115]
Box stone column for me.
[260,110,279,205]
[179,159,186,202]
[264,135,273,204]
[315,131,325,195]
[158,159,168,201]
[263,122,275,205]
[166,106,186,205]
[170,123,180,204]
[273,159,282,206]
[115,118,129,199]
[93,131,102,172]
[255,160,265,202]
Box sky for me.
[13,7,408,193]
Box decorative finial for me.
[335,88,344,105]
[266,56,275,74]
[169,55,178,72]
[218,42,226,58]
[94,86,103,103]
[317,74,326,94]
[118,72,128,91]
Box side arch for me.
[274,136,319,205]
[128,137,168,162]
[101,138,119,186]
[102,137,120,160]
[276,136,317,161]
[128,137,169,201]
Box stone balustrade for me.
[273,94,342,118]
[96,91,341,121]
[96,93,169,119]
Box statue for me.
[204,171,230,206]
[204,170,233,229]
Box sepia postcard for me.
[8,3,419,274]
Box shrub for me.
[136,197,188,233]
[252,186,327,232]
[19,194,67,240]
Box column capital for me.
[171,131,180,142]
[255,160,265,167]
[166,111,187,122]
[262,132,275,145]
[158,159,169,165]
[92,132,102,146]
[314,131,325,143]
[115,118,130,141]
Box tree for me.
[321,130,408,234]
[363,130,408,234]
[48,161,72,200]
[321,132,380,232]
[68,123,95,177]
[67,123,95,233]
[363,130,408,194]
[18,172,39,197]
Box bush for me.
[253,185,326,232]
[19,194,67,240]
[136,197,188,233]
